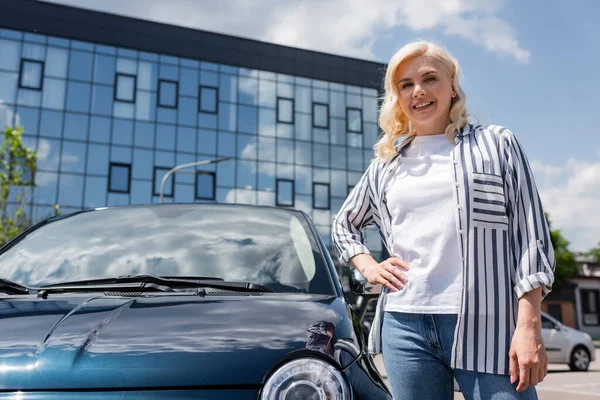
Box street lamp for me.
[159,156,230,203]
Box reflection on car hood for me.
[0,294,358,390]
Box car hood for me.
[0,293,360,390]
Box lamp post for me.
[159,156,230,203]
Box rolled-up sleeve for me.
[331,163,376,265]
[502,128,556,299]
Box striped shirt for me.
[332,123,556,375]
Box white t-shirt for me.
[384,134,463,314]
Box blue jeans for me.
[382,312,538,400]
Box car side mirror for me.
[553,324,561,331]
[349,269,366,296]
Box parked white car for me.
[542,312,596,371]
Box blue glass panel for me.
[200,70,218,86]
[22,43,45,61]
[199,87,217,112]
[348,108,362,132]
[174,183,194,203]
[132,148,152,180]
[237,160,256,190]
[314,183,330,209]
[181,58,199,69]
[180,68,198,97]
[331,146,347,171]
[197,129,216,155]
[109,164,130,192]
[118,48,137,59]
[138,62,158,91]
[96,44,116,55]
[156,107,176,124]
[20,60,43,88]
[176,126,196,153]
[294,86,310,113]
[330,118,346,145]
[0,39,21,71]
[71,40,94,51]
[277,82,293,98]
[331,170,347,197]
[47,36,69,47]
[276,179,293,206]
[295,113,311,141]
[134,121,154,148]
[238,77,258,105]
[257,163,275,191]
[68,50,93,81]
[86,144,109,175]
[257,190,275,206]
[0,29,22,40]
[130,180,152,205]
[175,153,195,184]
[0,71,18,104]
[364,123,378,148]
[155,151,175,167]
[63,113,89,141]
[60,141,86,173]
[139,51,158,62]
[158,81,177,107]
[0,104,14,129]
[313,88,328,103]
[258,136,275,162]
[238,105,257,134]
[159,64,178,80]
[363,97,377,122]
[93,54,116,85]
[218,103,236,131]
[220,65,237,75]
[40,110,63,138]
[276,124,293,139]
[17,89,41,107]
[113,102,135,119]
[276,139,294,164]
[258,108,276,137]
[116,74,135,102]
[219,74,237,102]
[295,166,312,194]
[33,171,58,204]
[42,78,66,110]
[331,92,345,118]
[116,57,137,74]
[45,47,68,78]
[58,173,84,207]
[91,85,113,116]
[259,80,276,108]
[89,116,111,143]
[84,176,108,207]
[16,106,39,136]
[313,143,330,168]
[295,141,312,166]
[196,172,215,199]
[198,113,217,129]
[348,133,363,148]
[347,148,363,171]
[156,123,176,150]
[107,192,130,206]
[135,91,156,121]
[237,134,257,160]
[160,54,179,65]
[216,161,234,187]
[277,98,293,123]
[313,104,328,128]
[201,61,218,72]
[217,131,235,157]
[346,93,361,108]
[154,168,174,197]
[178,97,197,127]
[111,146,132,163]
[66,81,91,113]
[112,119,134,146]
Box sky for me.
[38,0,600,253]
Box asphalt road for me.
[374,348,600,399]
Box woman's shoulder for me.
[472,123,518,144]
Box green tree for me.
[586,243,600,263]
[546,213,580,285]
[0,126,37,246]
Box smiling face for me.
[395,55,455,136]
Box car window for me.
[541,316,555,330]
[0,205,336,295]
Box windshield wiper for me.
[0,278,33,295]
[39,275,273,294]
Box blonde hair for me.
[374,40,468,162]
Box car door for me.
[541,315,569,363]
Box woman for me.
[332,40,555,400]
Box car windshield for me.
[0,204,335,295]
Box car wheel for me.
[569,346,591,372]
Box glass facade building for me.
[0,0,386,259]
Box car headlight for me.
[261,358,349,400]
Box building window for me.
[312,102,329,129]
[276,179,294,207]
[153,166,174,197]
[547,303,563,323]
[115,73,136,103]
[199,85,218,113]
[313,183,330,210]
[108,162,131,193]
[277,97,294,124]
[195,171,215,200]
[347,107,363,133]
[19,59,44,90]
[581,289,600,326]
[158,79,178,108]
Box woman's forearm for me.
[350,253,378,276]
[516,287,543,329]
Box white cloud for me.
[532,158,600,252]
[41,0,530,62]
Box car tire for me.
[569,346,591,372]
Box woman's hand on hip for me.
[363,257,410,292]
[509,323,548,392]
